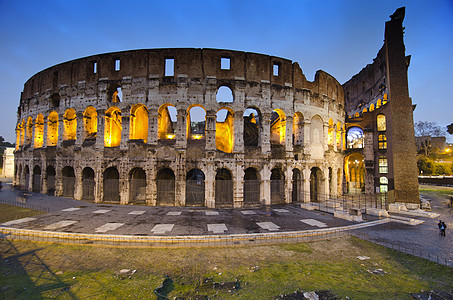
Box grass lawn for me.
[0,203,43,223]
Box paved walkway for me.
[1,179,452,262]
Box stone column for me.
[43,116,48,148]
[302,167,311,203]
[234,163,244,208]
[233,110,244,153]
[57,115,64,147]
[94,164,102,203]
[323,122,329,150]
[261,164,271,205]
[148,110,158,145]
[120,110,130,150]
[205,111,216,151]
[261,112,271,154]
[285,167,292,204]
[176,109,187,149]
[95,110,105,149]
[285,115,293,152]
[75,112,84,146]
[175,151,186,206]
[303,120,311,155]
[205,162,215,208]
[74,167,83,200]
[333,127,337,151]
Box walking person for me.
[438,220,444,236]
[440,221,447,237]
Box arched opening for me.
[310,115,324,159]
[47,111,59,146]
[243,108,260,147]
[378,134,387,150]
[129,168,147,204]
[310,167,323,202]
[327,119,334,146]
[46,166,56,195]
[186,169,205,206]
[215,168,233,207]
[328,167,333,196]
[108,85,123,103]
[346,126,364,149]
[293,112,304,146]
[83,106,97,139]
[377,114,386,131]
[157,168,175,206]
[62,166,75,198]
[271,168,285,204]
[20,119,25,146]
[336,122,342,150]
[270,109,286,145]
[345,153,365,194]
[15,124,21,150]
[292,169,302,203]
[216,86,234,103]
[34,114,44,148]
[103,167,120,202]
[32,165,41,193]
[82,167,95,201]
[244,168,260,206]
[104,107,122,147]
[158,104,176,140]
[337,168,342,195]
[215,108,234,153]
[187,105,206,140]
[63,108,77,141]
[26,117,33,145]
[130,104,149,142]
[24,166,30,190]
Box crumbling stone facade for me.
[14,7,419,208]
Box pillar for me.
[261,112,271,154]
[95,110,105,149]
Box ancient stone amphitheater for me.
[14,48,345,207]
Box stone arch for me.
[108,83,122,103]
[215,107,234,153]
[157,168,175,206]
[187,105,206,140]
[26,117,33,145]
[50,93,60,108]
[46,166,56,195]
[129,104,149,142]
[186,168,205,206]
[293,112,304,146]
[336,122,342,150]
[215,168,233,208]
[337,168,342,195]
[83,106,97,139]
[103,166,120,202]
[63,108,77,141]
[292,168,302,203]
[32,165,41,193]
[82,167,95,201]
[270,109,286,145]
[216,85,234,103]
[34,114,44,148]
[377,114,386,131]
[105,106,122,147]
[244,167,260,206]
[310,167,323,202]
[271,167,285,204]
[328,119,334,146]
[19,119,25,146]
[345,153,365,194]
[62,166,75,198]
[158,103,176,140]
[243,107,261,147]
[129,167,147,204]
[47,111,59,146]
[346,126,364,149]
[23,165,30,190]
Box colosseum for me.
[13,7,420,210]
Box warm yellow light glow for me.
[105,107,122,147]
[166,134,176,139]
[63,108,77,140]
[446,148,451,153]
[270,109,286,145]
[47,111,58,146]
[20,119,25,146]
[216,109,234,153]
[34,114,44,148]
[130,104,149,142]
[26,117,33,144]
[158,104,175,140]
[83,106,97,139]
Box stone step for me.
[389,215,424,226]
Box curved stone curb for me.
[0,219,391,248]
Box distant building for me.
[2,147,14,177]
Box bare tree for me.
[414,121,445,137]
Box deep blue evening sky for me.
[0,0,452,143]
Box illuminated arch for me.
[63,108,77,140]
[243,107,260,147]
[215,108,234,153]
[345,153,365,194]
[83,106,97,139]
[216,85,233,103]
[293,112,304,146]
[369,103,375,111]
[34,114,44,148]
[328,118,334,146]
[47,111,59,146]
[130,104,149,142]
[270,109,286,145]
[346,126,364,149]
[377,114,386,131]
[26,117,33,144]
[157,104,176,140]
[104,107,122,147]
[20,119,25,146]
[187,105,206,140]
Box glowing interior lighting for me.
[192,134,203,140]
[166,134,175,139]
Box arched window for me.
[379,156,388,174]
[62,166,75,198]
[244,168,260,205]
[158,104,176,140]
[187,106,206,140]
[32,165,41,193]
[26,117,33,145]
[293,112,304,146]
[377,114,386,131]
[47,111,59,146]
[271,168,285,204]
[244,108,260,147]
[215,168,233,207]
[270,109,286,145]
[82,167,95,201]
[103,167,120,202]
[379,176,388,193]
[369,103,375,111]
[83,106,97,139]
[63,108,77,140]
[378,134,387,150]
[327,119,334,146]
[157,168,175,206]
[216,108,234,153]
[34,114,44,148]
[216,86,233,103]
[105,107,122,147]
[130,104,149,142]
[129,168,147,204]
[347,127,364,149]
[186,169,205,206]
[20,119,25,146]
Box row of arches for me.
[15,164,334,207]
[16,104,345,153]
